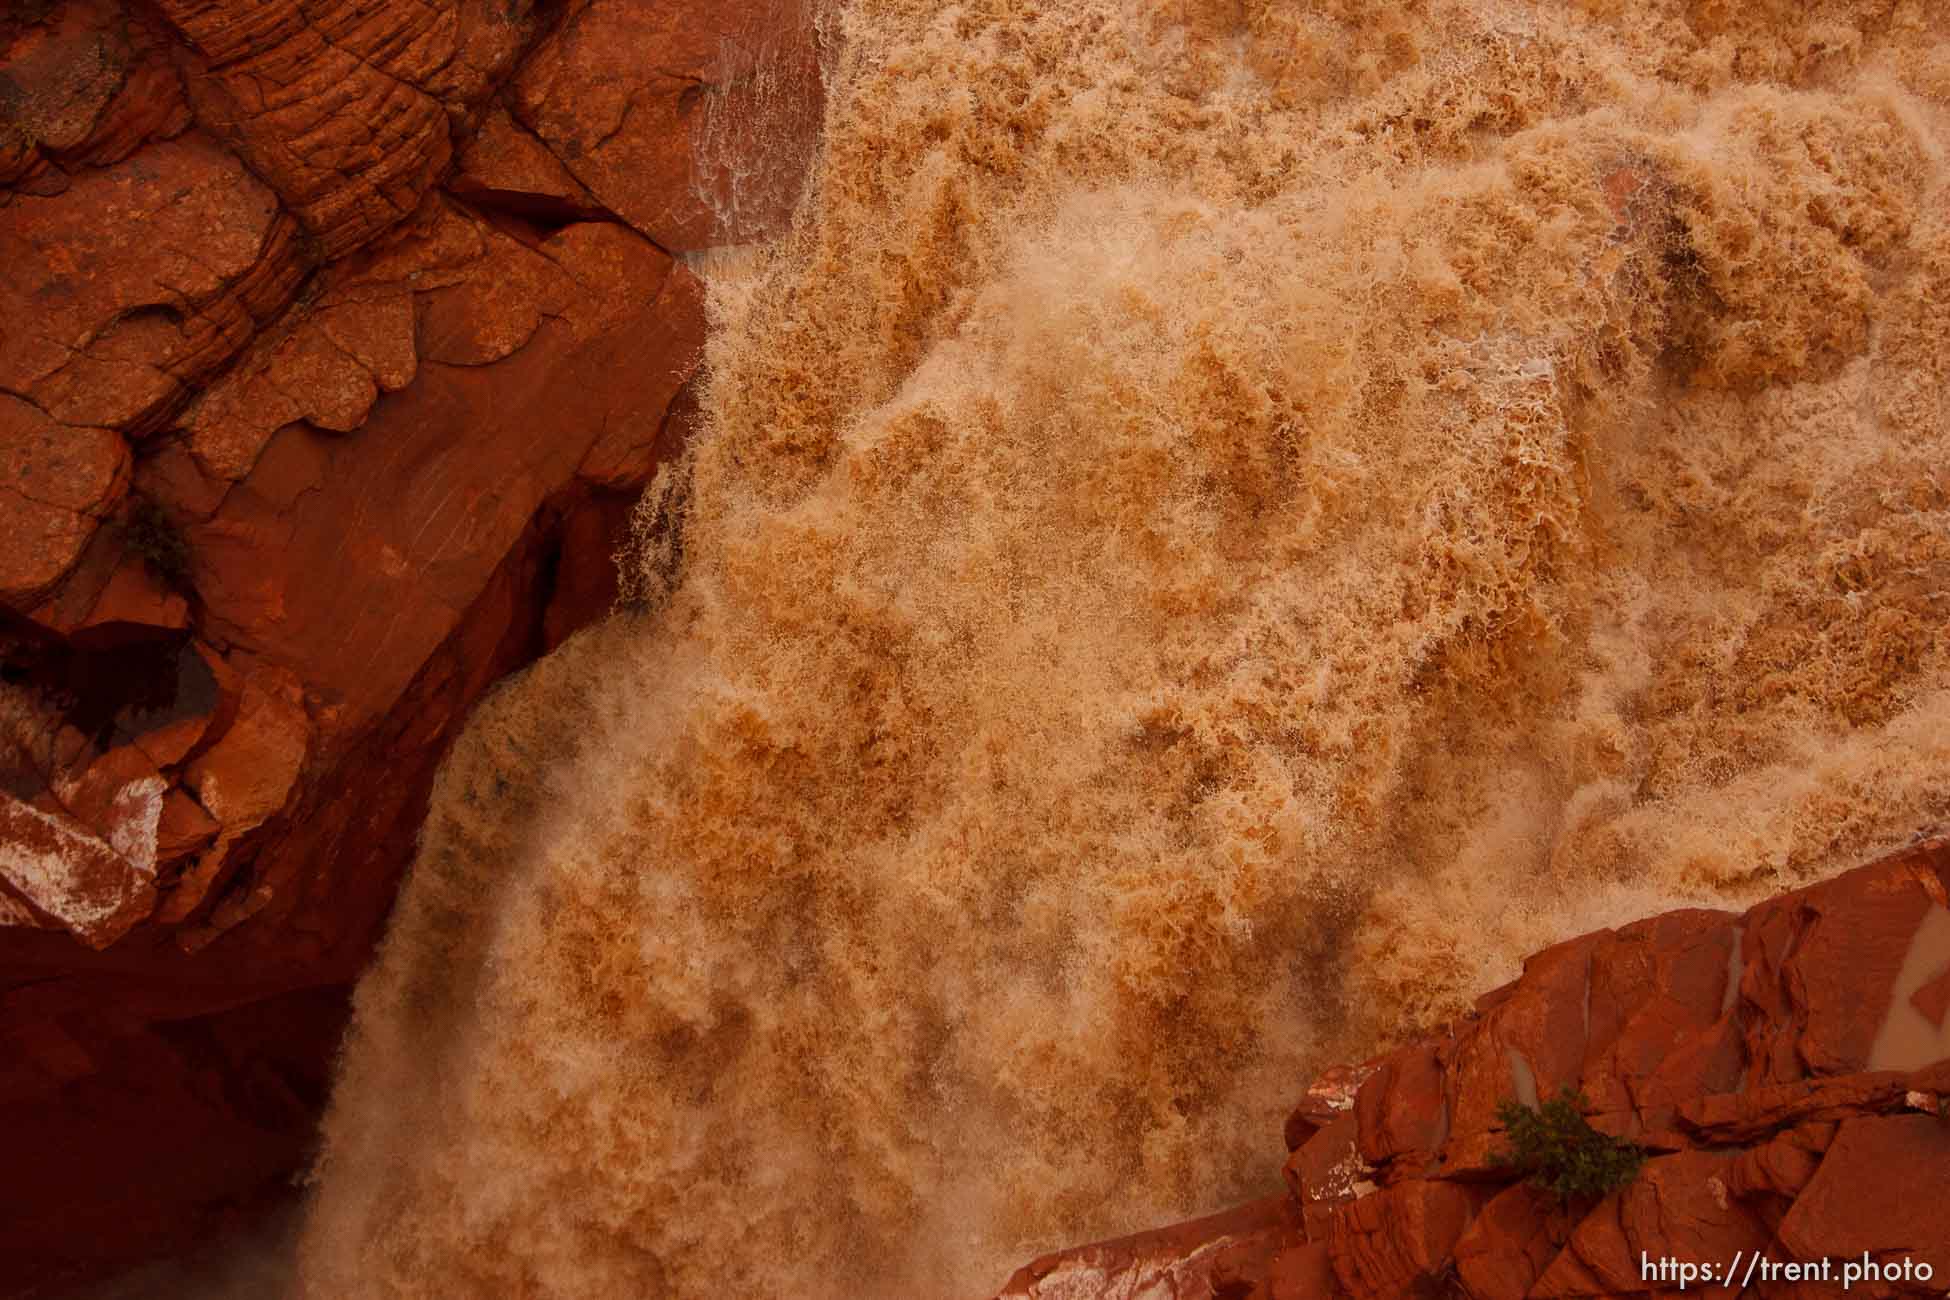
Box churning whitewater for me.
[299,0,1950,1295]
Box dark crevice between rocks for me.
[444,182,623,245]
[151,985,350,1131]
[107,300,186,330]
[0,610,203,788]
[169,833,267,938]
[7,983,354,1299]
[117,493,196,590]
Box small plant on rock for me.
[123,497,193,587]
[1491,1086,1646,1202]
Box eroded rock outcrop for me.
[995,838,1950,1300]
[0,0,820,1289]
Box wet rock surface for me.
[0,0,820,1290]
[993,839,1950,1300]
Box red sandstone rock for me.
[990,841,1950,1300]
[1453,1185,1578,1300]
[0,791,153,948]
[66,555,192,636]
[1287,1061,1379,1152]
[1355,1039,1449,1172]
[0,0,193,188]
[1579,910,1744,1139]
[0,135,291,433]
[1532,1149,1772,1298]
[1758,865,1941,1079]
[153,788,220,864]
[451,105,608,219]
[509,0,823,250]
[1439,931,1605,1174]
[51,744,167,860]
[0,396,129,604]
[1726,1120,1834,1208]
[0,0,822,1289]
[995,1196,1323,1300]
[150,0,528,261]
[185,206,702,746]
[160,665,311,931]
[1674,1066,1950,1143]
[1287,1115,1371,1241]
[541,487,642,652]
[1774,1116,1950,1295]
[1331,1180,1485,1299]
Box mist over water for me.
[299,1,1950,1295]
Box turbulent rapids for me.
[298,1,1950,1295]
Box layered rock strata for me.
[0,0,819,1289]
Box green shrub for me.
[1490,1086,1645,1202]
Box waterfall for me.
[298,1,1950,1294]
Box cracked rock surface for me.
[0,0,819,1290]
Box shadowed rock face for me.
[992,839,1950,1300]
[0,0,820,1289]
